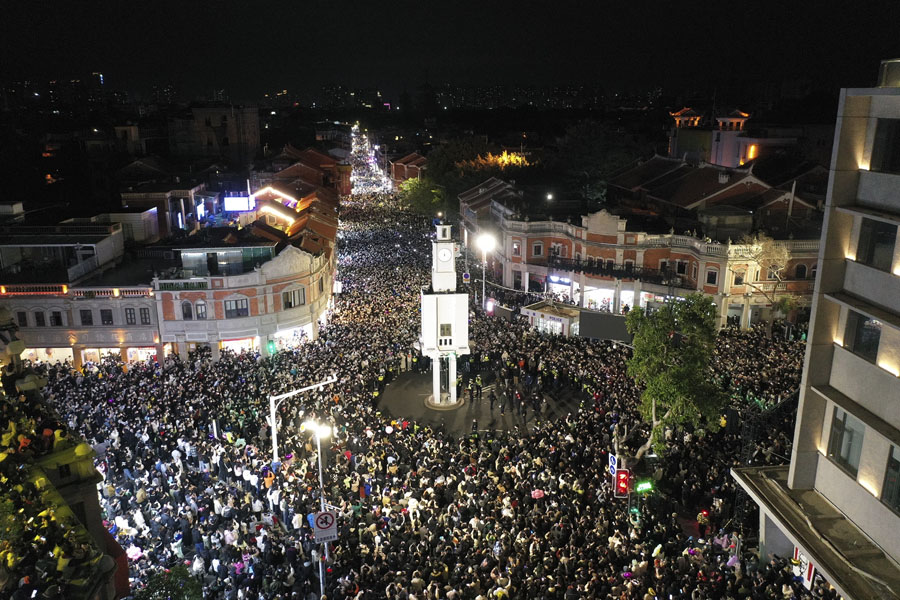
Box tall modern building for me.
[733,60,900,599]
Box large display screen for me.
[224,196,255,211]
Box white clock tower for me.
[421,224,470,406]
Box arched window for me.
[795,264,808,280]
[182,301,193,320]
[195,301,207,320]
[810,264,818,280]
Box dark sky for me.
[3,0,899,101]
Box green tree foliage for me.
[625,294,725,457]
[397,177,445,214]
[133,565,203,600]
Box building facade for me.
[154,245,332,358]
[732,61,900,599]
[460,183,819,328]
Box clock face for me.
[438,248,452,262]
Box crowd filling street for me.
[2,141,834,600]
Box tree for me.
[397,177,445,214]
[133,565,203,600]
[728,233,792,305]
[625,294,726,459]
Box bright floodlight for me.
[476,233,496,254]
[303,421,332,439]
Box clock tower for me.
[421,223,470,406]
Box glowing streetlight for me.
[546,193,554,202]
[267,375,336,463]
[476,233,497,310]
[302,419,333,599]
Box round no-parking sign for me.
[314,510,338,542]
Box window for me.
[282,289,306,309]
[224,298,249,318]
[182,301,193,320]
[856,218,897,272]
[870,118,900,174]
[125,307,136,325]
[512,243,521,257]
[692,263,698,280]
[659,260,668,272]
[706,270,718,285]
[883,446,900,514]
[844,310,882,363]
[140,307,151,325]
[100,309,113,325]
[811,264,818,280]
[80,310,93,326]
[50,311,63,327]
[733,270,745,285]
[439,324,452,336]
[16,311,27,327]
[795,264,807,279]
[319,278,325,293]
[767,267,777,280]
[532,243,543,257]
[624,260,634,272]
[828,407,865,477]
[34,312,45,327]
[195,301,207,320]
[606,259,615,270]
[676,261,687,275]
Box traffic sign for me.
[314,510,337,543]
[463,272,470,283]
[608,453,617,476]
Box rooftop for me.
[732,465,900,600]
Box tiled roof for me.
[646,167,755,208]
[608,156,685,191]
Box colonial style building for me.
[732,60,900,599]
[0,185,336,368]
[460,178,820,328]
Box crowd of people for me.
[3,172,832,598]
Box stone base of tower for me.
[424,393,466,411]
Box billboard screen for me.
[224,196,255,212]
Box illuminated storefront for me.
[220,337,259,354]
[273,324,313,349]
[20,347,74,365]
[126,347,159,362]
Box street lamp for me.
[476,233,496,310]
[302,419,333,600]
[267,375,337,463]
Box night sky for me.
[3,0,900,101]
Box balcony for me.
[548,255,690,288]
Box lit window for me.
[512,243,521,257]
[844,310,882,363]
[828,407,865,477]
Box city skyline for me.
[3,1,900,102]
